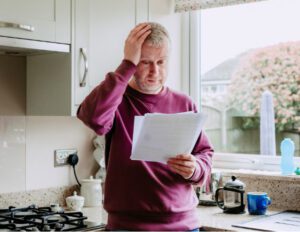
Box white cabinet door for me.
[0,0,70,43]
[88,0,138,88]
[73,0,90,107]
[74,0,149,107]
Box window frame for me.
[184,9,300,172]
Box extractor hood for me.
[0,36,70,56]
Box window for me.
[183,0,300,170]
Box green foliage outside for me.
[228,41,300,132]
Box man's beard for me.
[134,78,163,94]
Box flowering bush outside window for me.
[229,41,300,132]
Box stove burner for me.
[0,204,94,231]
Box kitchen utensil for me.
[66,191,84,211]
[81,176,102,207]
[215,176,245,214]
[247,192,271,215]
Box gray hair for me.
[145,22,171,47]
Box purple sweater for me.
[77,60,214,231]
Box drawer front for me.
[0,0,70,43]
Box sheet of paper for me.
[232,211,300,232]
[131,112,206,163]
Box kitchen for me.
[0,0,300,231]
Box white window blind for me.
[174,0,267,12]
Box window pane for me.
[200,0,300,156]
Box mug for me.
[247,192,271,215]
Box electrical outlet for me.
[54,149,77,167]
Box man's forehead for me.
[140,55,169,60]
[141,44,169,58]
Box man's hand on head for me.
[124,23,151,65]
[167,154,197,179]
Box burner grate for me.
[0,205,89,231]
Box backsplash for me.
[221,171,300,211]
[0,116,26,193]
[0,115,100,194]
[0,185,79,208]
[0,55,100,194]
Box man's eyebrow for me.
[140,56,169,60]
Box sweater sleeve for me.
[187,131,214,185]
[77,60,136,135]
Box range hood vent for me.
[0,36,70,56]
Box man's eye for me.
[141,61,150,65]
[157,60,164,65]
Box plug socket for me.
[54,149,77,167]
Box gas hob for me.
[0,204,106,231]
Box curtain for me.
[174,0,267,12]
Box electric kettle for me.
[215,176,245,214]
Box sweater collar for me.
[126,85,169,103]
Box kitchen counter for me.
[81,205,279,231]
[196,205,279,231]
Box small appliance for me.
[196,171,222,206]
[215,176,246,214]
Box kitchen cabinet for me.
[26,0,149,116]
[77,0,149,104]
[0,0,71,44]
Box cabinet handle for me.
[0,21,35,32]
[80,48,88,87]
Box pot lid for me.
[81,176,102,183]
[224,176,245,189]
[66,191,84,201]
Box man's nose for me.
[149,63,159,75]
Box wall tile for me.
[0,116,26,193]
[26,116,98,191]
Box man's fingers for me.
[176,154,195,161]
[129,23,150,39]
[128,23,146,35]
[137,29,151,44]
[167,159,194,168]
[135,24,151,40]
[169,165,190,176]
[168,155,194,163]
[168,163,192,173]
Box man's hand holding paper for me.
[167,154,197,179]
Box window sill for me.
[212,152,300,172]
[213,168,300,182]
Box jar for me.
[81,176,102,207]
[65,191,84,211]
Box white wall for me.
[26,116,98,191]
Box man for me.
[77,22,214,231]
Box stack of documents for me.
[131,111,206,163]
